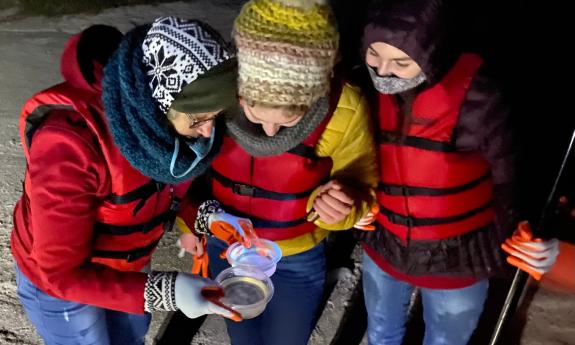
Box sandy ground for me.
[0,1,574,344]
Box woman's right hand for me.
[177,232,204,257]
[177,232,209,277]
[502,221,560,280]
[174,273,241,321]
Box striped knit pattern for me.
[233,0,338,107]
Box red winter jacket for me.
[11,27,194,314]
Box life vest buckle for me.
[379,131,402,144]
[233,183,255,197]
[388,213,415,228]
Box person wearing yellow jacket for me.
[178,80,377,254]
[178,1,377,344]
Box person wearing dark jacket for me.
[356,1,520,344]
[11,17,238,344]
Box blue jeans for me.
[207,238,326,345]
[15,266,151,345]
[362,252,488,345]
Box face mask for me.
[367,66,426,94]
[169,127,215,178]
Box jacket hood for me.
[60,25,123,93]
[362,0,459,85]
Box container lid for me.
[226,239,282,274]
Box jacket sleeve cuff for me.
[194,200,224,236]
[144,271,178,313]
[175,217,193,234]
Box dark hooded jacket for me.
[359,0,519,286]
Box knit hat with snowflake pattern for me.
[142,16,238,115]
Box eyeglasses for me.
[186,111,223,129]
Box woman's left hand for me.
[312,180,355,224]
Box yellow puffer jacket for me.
[278,83,377,256]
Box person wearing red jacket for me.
[11,17,239,344]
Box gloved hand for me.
[144,271,241,322]
[502,221,560,280]
[208,211,260,248]
[353,204,380,231]
[195,200,261,248]
[175,272,241,321]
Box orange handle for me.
[201,286,242,322]
[191,237,209,278]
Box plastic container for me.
[226,239,282,277]
[215,266,274,319]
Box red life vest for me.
[209,116,333,241]
[20,82,190,272]
[376,53,495,243]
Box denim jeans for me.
[362,252,488,345]
[207,238,326,345]
[15,266,151,345]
